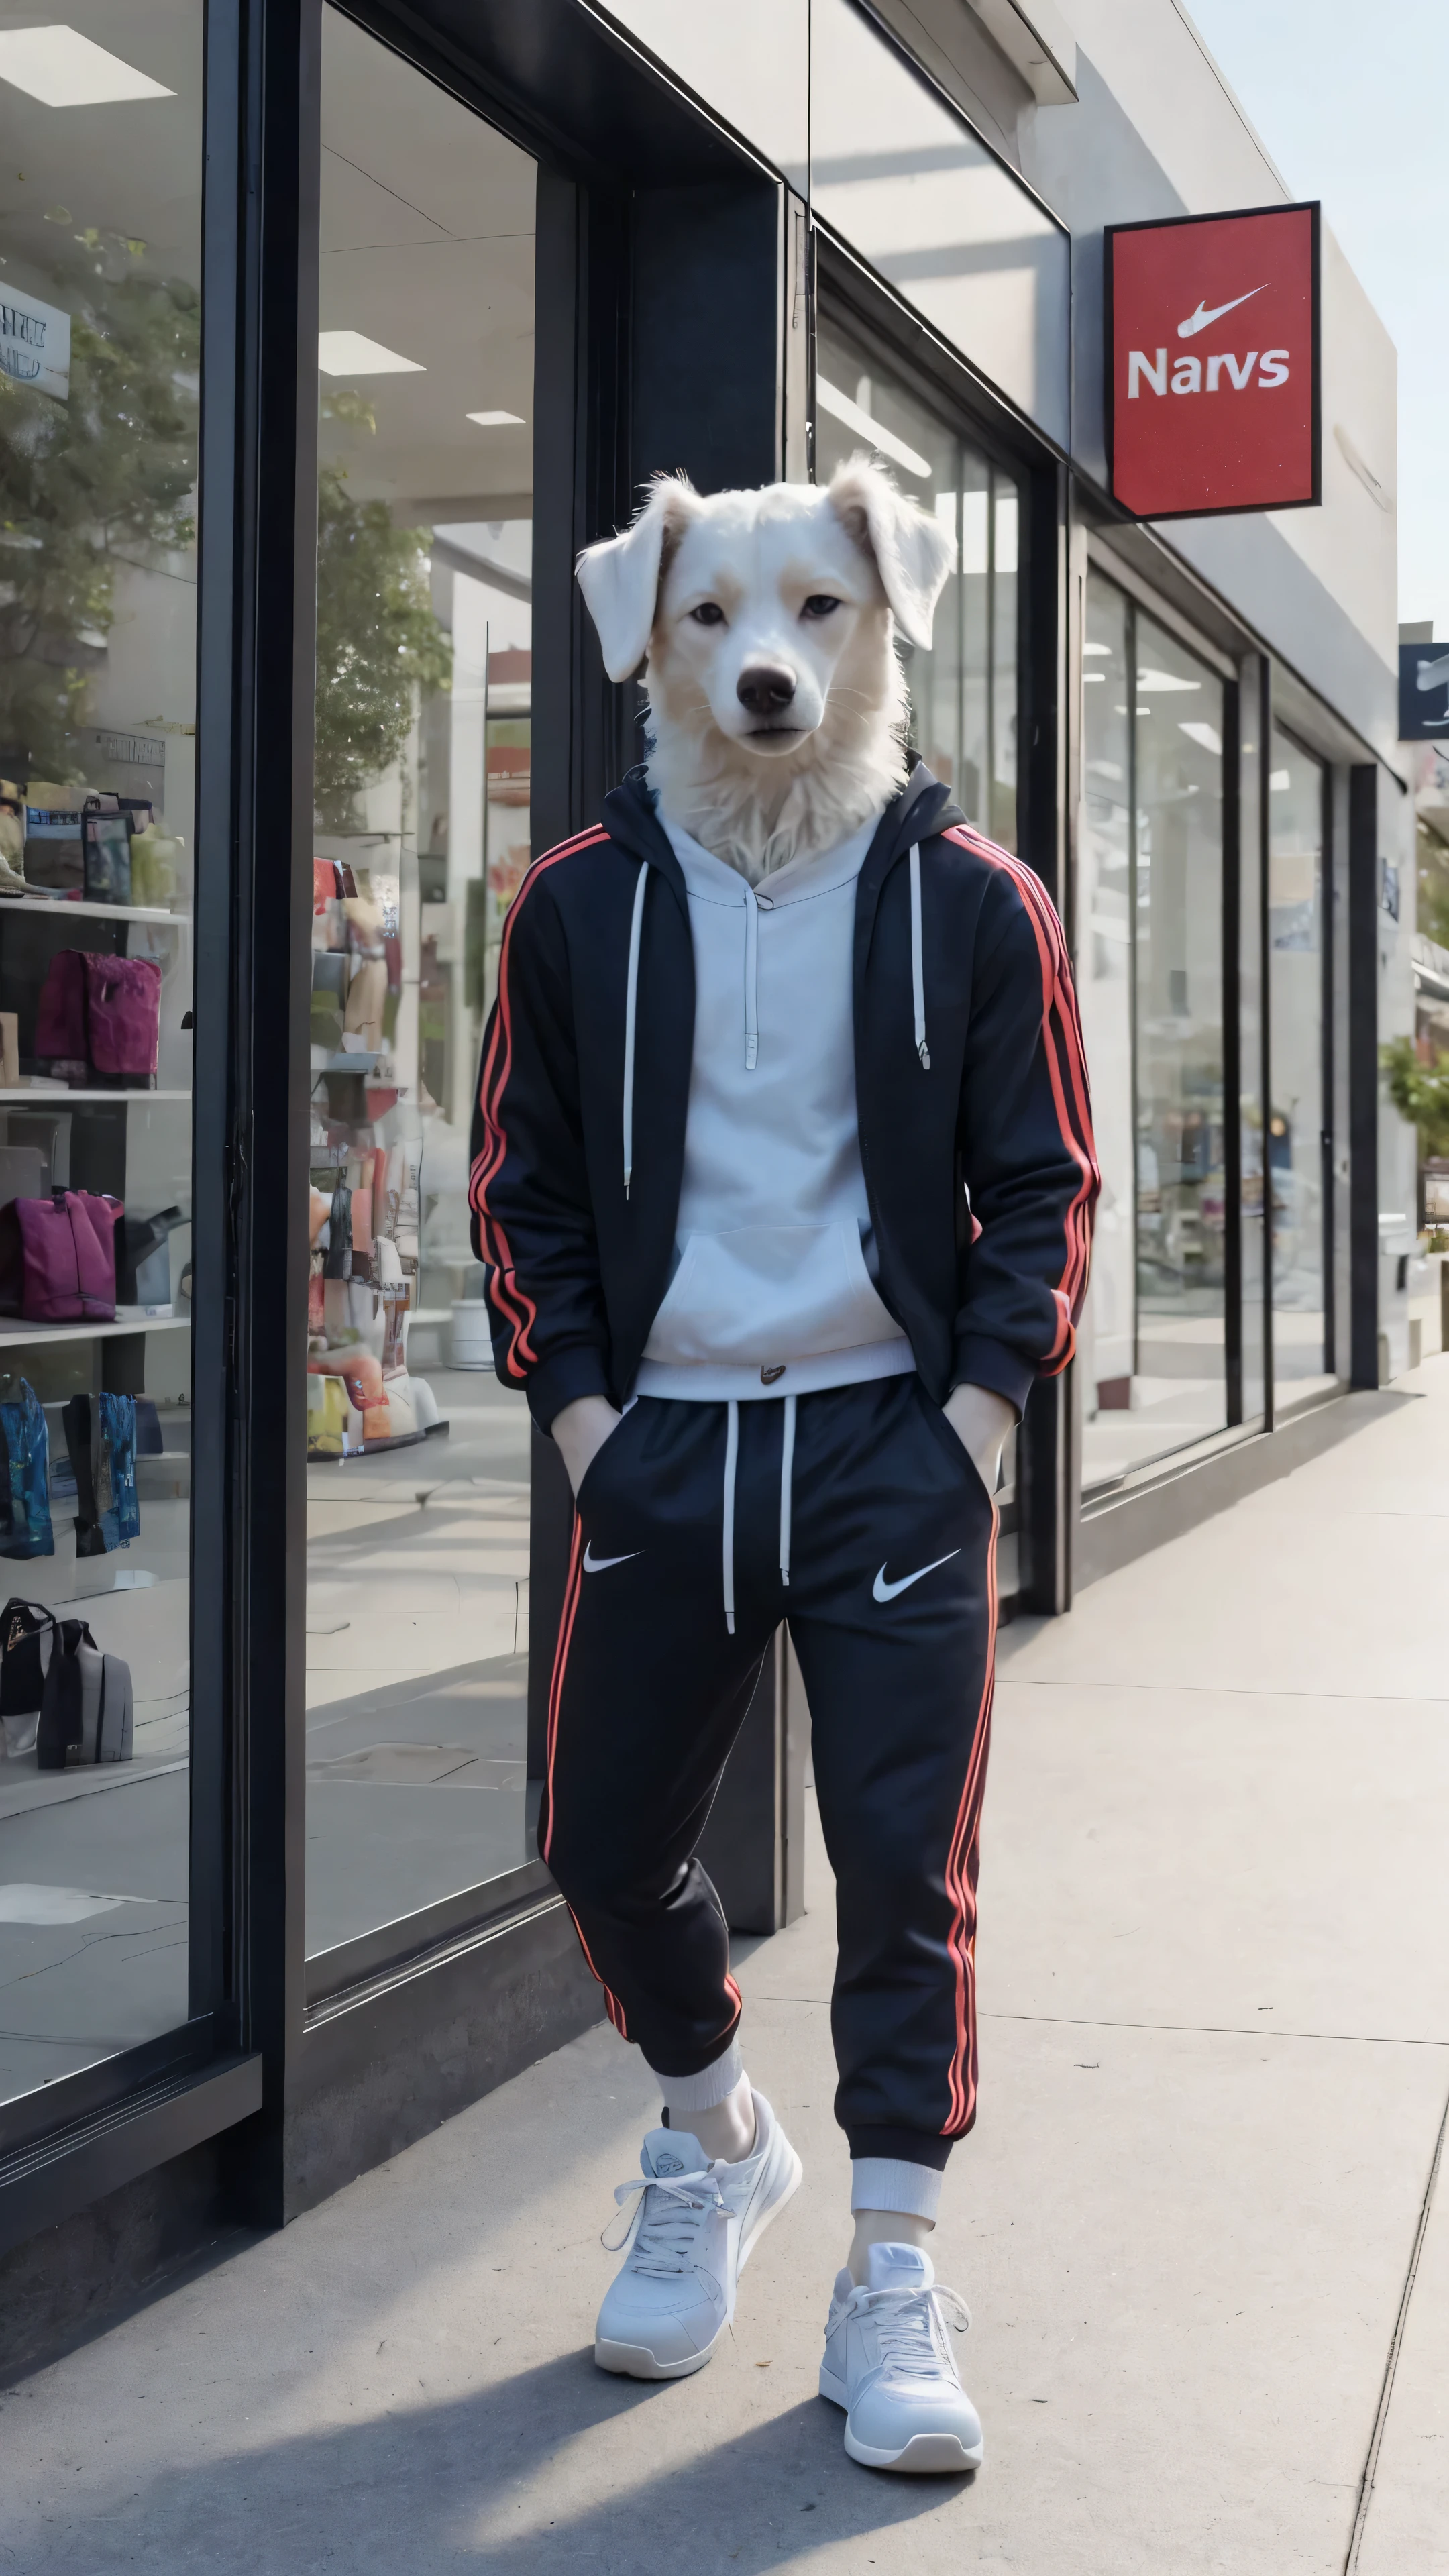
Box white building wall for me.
[1023,1,1399,757]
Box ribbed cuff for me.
[851,2158,943,2223]
[649,2034,744,2116]
[951,1332,1034,1419]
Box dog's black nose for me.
[737,663,797,717]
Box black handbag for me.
[0,1595,56,1715]
[35,1615,96,1769]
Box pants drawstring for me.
[722,1399,739,1633]
[778,1394,796,1587]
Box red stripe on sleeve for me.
[471,828,610,1375]
[947,828,1099,1362]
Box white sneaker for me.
[594,2088,802,2380]
[820,2241,984,2472]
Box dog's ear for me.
[576,476,698,681]
[827,458,953,650]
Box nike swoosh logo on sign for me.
[1177,285,1266,339]
[582,1544,641,1573]
[872,1550,960,1604]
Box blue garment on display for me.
[97,1392,140,1550]
[0,1379,55,1559]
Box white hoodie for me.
[633,813,914,1402]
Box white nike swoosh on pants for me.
[872,1550,960,1603]
[583,1544,642,1572]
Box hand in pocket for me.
[553,1395,623,1499]
[942,1383,1015,1497]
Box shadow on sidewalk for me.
[56,2346,975,2572]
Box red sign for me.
[1106,203,1320,521]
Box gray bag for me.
[76,1638,133,1763]
[35,1618,134,1767]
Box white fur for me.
[575,460,953,881]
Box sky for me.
[1184,0,1442,638]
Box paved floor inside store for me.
[4,1360,1449,2571]
[305,1364,535,1959]
[0,1367,538,2096]
[0,1495,191,2105]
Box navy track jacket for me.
[469,765,1098,1432]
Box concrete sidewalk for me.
[4,1363,1449,2573]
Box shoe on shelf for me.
[820,2241,984,2473]
[594,2088,802,2381]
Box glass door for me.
[302,8,539,1993]
[0,3,200,2111]
[1268,728,1333,1405]
[815,311,1020,853]
[814,307,1024,1568]
[1079,572,1229,1489]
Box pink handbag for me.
[82,954,160,1083]
[0,1190,123,1322]
[34,951,161,1087]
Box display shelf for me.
[310,1427,429,1462]
[0,1312,190,1347]
[0,896,189,927]
[0,1088,191,1104]
[311,1049,383,1075]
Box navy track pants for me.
[540,1375,998,2171]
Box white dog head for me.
[576,462,953,878]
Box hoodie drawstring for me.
[743,881,760,1070]
[623,862,648,1195]
[909,843,930,1071]
[778,1395,796,1588]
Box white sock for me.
[649,2033,744,2121]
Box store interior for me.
[1079,574,1232,1492]
[0,1,199,2107]
[302,9,539,1974]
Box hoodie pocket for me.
[641,1222,900,1368]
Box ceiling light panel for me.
[318,330,425,376]
[0,25,172,105]
[466,410,525,427]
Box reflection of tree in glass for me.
[1382,1036,1449,1160]
[0,230,199,780]
[313,390,451,828]
[1418,820,1449,951]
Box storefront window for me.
[1077,580,1133,1464]
[814,313,1021,1531]
[1269,730,1331,1401]
[0,5,201,2108]
[303,9,537,1983]
[1079,572,1228,1488]
[814,314,1020,850]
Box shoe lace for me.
[602,2166,728,2274]
[857,2282,972,2378]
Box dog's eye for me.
[689,602,726,626]
[802,595,841,620]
